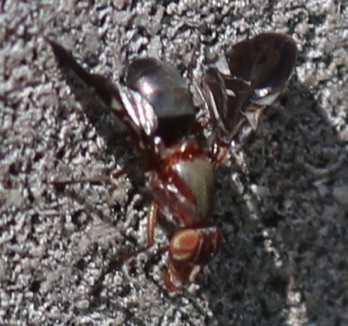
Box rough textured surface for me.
[1,1,347,325]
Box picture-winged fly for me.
[46,32,297,291]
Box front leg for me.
[120,200,160,263]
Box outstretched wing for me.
[201,33,297,162]
[46,38,158,155]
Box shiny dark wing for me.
[46,38,158,155]
[202,33,297,161]
[126,58,196,146]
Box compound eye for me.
[169,229,200,263]
[166,228,222,290]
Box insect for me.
[46,32,297,291]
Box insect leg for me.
[121,200,160,262]
[50,160,138,189]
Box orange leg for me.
[121,200,160,262]
[96,201,162,283]
[50,161,138,187]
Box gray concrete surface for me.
[1,0,348,325]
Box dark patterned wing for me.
[202,33,297,162]
[46,38,158,155]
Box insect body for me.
[47,32,297,291]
